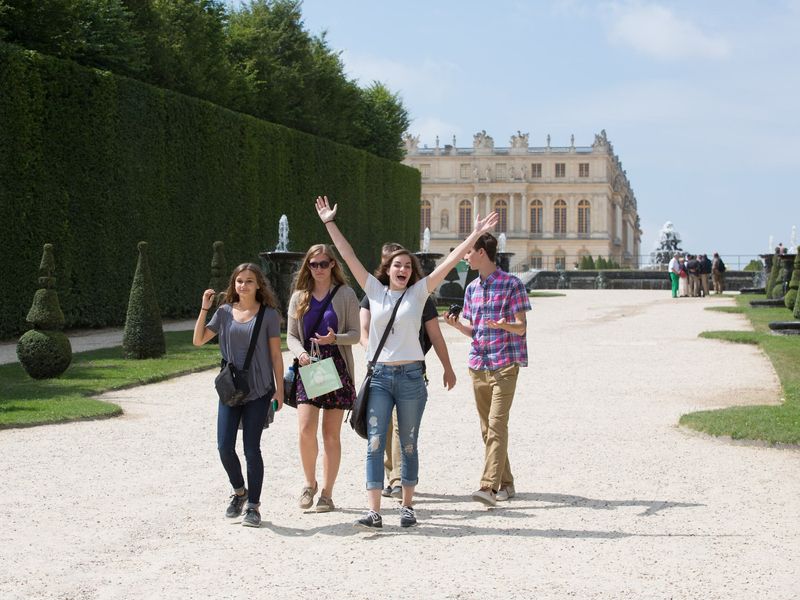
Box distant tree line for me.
[0,0,409,160]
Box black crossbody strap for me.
[242,304,266,371]
[305,285,341,348]
[368,289,407,369]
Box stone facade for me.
[403,130,642,270]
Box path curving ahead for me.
[1,291,797,599]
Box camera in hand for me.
[448,304,462,318]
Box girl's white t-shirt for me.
[365,274,430,363]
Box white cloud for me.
[606,2,730,61]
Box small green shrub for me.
[122,242,165,359]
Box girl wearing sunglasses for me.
[315,195,497,529]
[286,244,360,513]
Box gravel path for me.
[1,290,797,599]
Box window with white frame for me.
[554,200,567,234]
[579,163,589,177]
[555,163,566,178]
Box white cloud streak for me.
[605,2,731,61]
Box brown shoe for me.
[315,495,335,513]
[299,482,318,509]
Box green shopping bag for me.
[299,341,343,399]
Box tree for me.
[353,81,410,161]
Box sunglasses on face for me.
[308,260,332,270]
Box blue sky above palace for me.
[230,0,800,259]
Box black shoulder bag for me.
[284,285,341,408]
[349,289,406,439]
[214,305,266,407]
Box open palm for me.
[315,195,337,223]
[474,211,499,234]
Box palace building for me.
[402,129,641,270]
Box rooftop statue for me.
[403,133,420,153]
[473,130,494,149]
[510,130,529,149]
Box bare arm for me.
[487,310,527,336]
[443,312,474,338]
[359,307,370,349]
[425,317,456,390]
[315,195,370,289]
[269,336,284,410]
[426,211,499,293]
[193,289,217,346]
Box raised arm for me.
[315,195,370,290]
[193,289,218,346]
[426,211,499,293]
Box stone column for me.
[509,192,515,232]
[521,193,528,233]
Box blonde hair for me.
[292,244,349,319]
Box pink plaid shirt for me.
[462,269,531,370]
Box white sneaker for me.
[472,487,497,507]
[496,484,516,501]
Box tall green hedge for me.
[0,43,420,339]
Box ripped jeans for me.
[365,362,428,490]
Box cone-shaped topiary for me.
[17,243,72,378]
[122,241,165,359]
[794,274,800,319]
[784,253,800,310]
[206,241,227,344]
[766,251,781,299]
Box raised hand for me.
[474,211,499,235]
[315,195,338,223]
[201,288,215,310]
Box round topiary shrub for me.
[122,241,165,359]
[784,254,800,310]
[17,329,73,379]
[16,243,73,378]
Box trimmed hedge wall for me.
[0,43,421,339]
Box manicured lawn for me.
[0,331,226,428]
[680,294,800,445]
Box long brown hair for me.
[223,263,278,308]
[292,244,349,319]
[374,248,423,287]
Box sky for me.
[235,0,800,263]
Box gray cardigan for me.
[286,286,360,380]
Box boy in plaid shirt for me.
[445,232,531,507]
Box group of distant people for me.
[668,252,726,298]
[193,196,530,530]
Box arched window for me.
[458,200,472,235]
[554,200,567,235]
[529,200,543,234]
[420,200,431,233]
[578,200,590,235]
[529,249,543,270]
[554,250,566,271]
[494,199,508,232]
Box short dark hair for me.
[473,233,498,262]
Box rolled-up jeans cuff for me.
[400,478,418,487]
[366,481,383,490]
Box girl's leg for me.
[320,408,345,497]
[297,403,321,489]
[395,364,428,504]
[240,397,268,505]
[217,402,245,490]
[365,370,396,512]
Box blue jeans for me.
[217,396,269,505]
[365,362,427,490]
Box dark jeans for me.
[217,396,269,505]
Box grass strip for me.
[680,294,800,445]
[0,330,275,429]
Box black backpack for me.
[718,258,726,273]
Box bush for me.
[743,259,763,272]
[16,243,72,378]
[122,242,165,359]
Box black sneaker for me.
[242,506,261,528]
[399,505,417,528]
[353,510,382,530]
[225,489,248,518]
[381,486,393,498]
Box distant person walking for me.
[678,255,689,297]
[193,263,284,528]
[699,253,712,297]
[287,244,360,513]
[668,253,682,298]
[445,232,531,507]
[711,253,726,294]
[686,254,700,297]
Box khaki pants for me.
[713,272,724,293]
[700,274,710,297]
[384,409,401,487]
[469,365,519,491]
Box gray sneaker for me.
[399,505,417,528]
[472,487,497,507]
[496,484,516,501]
[354,510,382,530]
[242,506,261,528]
[225,489,248,518]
